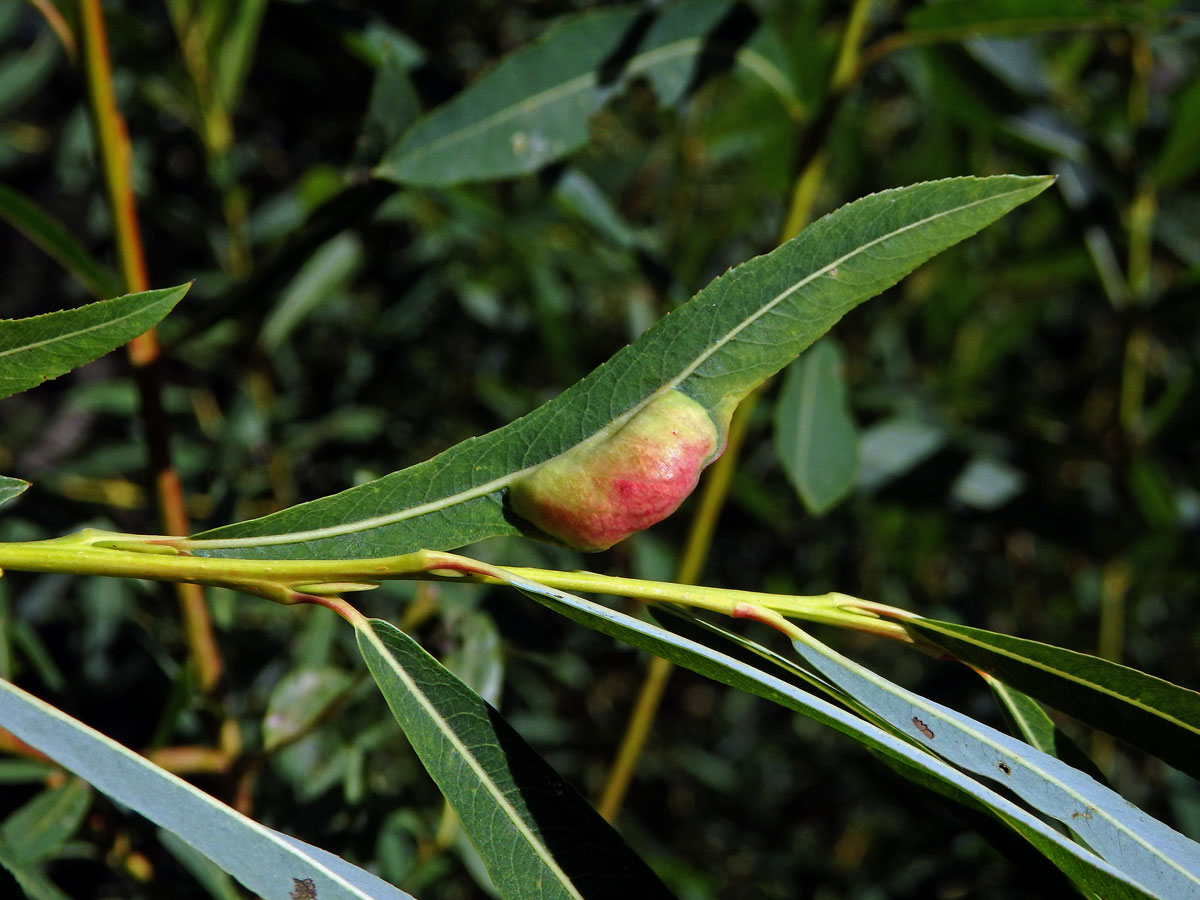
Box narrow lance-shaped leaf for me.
[376,1,738,186]
[194,175,1054,560]
[0,477,30,510]
[774,337,857,515]
[0,678,416,900]
[355,618,676,900]
[0,184,121,299]
[904,617,1200,780]
[493,573,1158,900]
[0,285,190,401]
[787,631,1200,900]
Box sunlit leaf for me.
[194,176,1053,559]
[0,285,190,401]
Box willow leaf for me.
[376,1,737,186]
[0,285,189,401]
[494,574,1157,900]
[907,617,1200,779]
[356,618,675,900]
[0,477,29,510]
[194,175,1053,559]
[0,678,416,900]
[788,633,1200,900]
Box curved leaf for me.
[0,677,417,900]
[194,175,1054,559]
[356,618,676,900]
[788,632,1200,900]
[0,185,120,299]
[905,617,1200,780]
[376,1,737,186]
[0,284,190,401]
[500,575,1158,900]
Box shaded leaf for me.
[905,617,1200,780]
[0,677,417,900]
[0,777,91,863]
[0,841,72,900]
[376,1,737,186]
[905,0,1153,34]
[0,285,190,401]
[194,176,1054,559]
[856,417,945,492]
[774,338,857,515]
[0,184,121,299]
[263,666,354,752]
[356,618,676,900]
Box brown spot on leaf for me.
[912,716,934,739]
[291,877,316,900]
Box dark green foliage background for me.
[1,1,1198,898]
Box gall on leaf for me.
[508,389,725,551]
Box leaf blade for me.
[501,575,1159,900]
[787,632,1200,900]
[0,677,416,900]
[0,285,190,401]
[194,176,1053,559]
[774,338,858,514]
[906,617,1200,779]
[356,618,676,900]
[0,477,30,510]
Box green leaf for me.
[905,617,1200,780]
[905,0,1154,34]
[194,175,1054,559]
[0,777,91,863]
[356,618,676,900]
[788,631,1200,900]
[376,1,737,186]
[0,841,72,900]
[1153,74,1200,189]
[0,284,190,401]
[774,338,857,515]
[262,666,355,752]
[856,416,946,492]
[506,576,1157,900]
[0,476,29,510]
[0,184,121,299]
[0,677,417,900]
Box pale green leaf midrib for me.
[0,302,162,360]
[186,184,1039,551]
[361,623,585,900]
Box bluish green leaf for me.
[193,176,1053,559]
[0,677,417,900]
[0,184,121,299]
[356,618,676,900]
[503,575,1158,900]
[904,617,1200,780]
[951,455,1024,510]
[0,284,189,401]
[788,631,1200,900]
[774,338,857,515]
[856,416,945,492]
[376,1,736,186]
[0,477,29,510]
